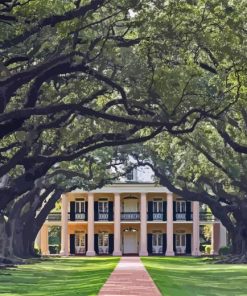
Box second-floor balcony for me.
[175,212,193,221]
[200,212,215,221]
[47,212,61,221]
[121,212,140,221]
[152,212,165,221]
[75,212,86,220]
[98,212,109,221]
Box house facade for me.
[38,183,226,256]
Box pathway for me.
[98,257,161,296]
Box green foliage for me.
[219,246,231,256]
[205,245,212,255]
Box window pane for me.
[176,235,180,246]
[182,235,186,246]
[158,202,163,212]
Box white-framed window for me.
[75,200,85,213]
[153,200,163,213]
[152,233,163,246]
[75,232,86,254]
[176,201,186,213]
[176,234,186,247]
[98,199,108,213]
[98,232,109,247]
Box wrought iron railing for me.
[121,212,140,220]
[47,212,61,221]
[75,212,86,220]
[200,212,216,221]
[98,212,109,221]
[175,212,193,221]
[152,212,165,221]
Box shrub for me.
[49,245,60,254]
[205,245,211,254]
[200,244,205,252]
[219,246,231,256]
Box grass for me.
[0,257,119,296]
[142,256,247,296]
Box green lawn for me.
[0,257,119,296]
[142,257,247,296]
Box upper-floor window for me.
[99,199,108,213]
[75,199,85,213]
[153,200,163,213]
[176,201,186,213]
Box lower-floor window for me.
[152,233,163,254]
[75,232,85,254]
[176,233,186,254]
[98,232,109,254]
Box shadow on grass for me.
[0,257,119,296]
[142,256,247,296]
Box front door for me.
[123,231,138,254]
[176,234,186,254]
[152,233,163,254]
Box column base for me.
[113,250,122,256]
[60,250,69,256]
[192,251,201,257]
[139,251,148,256]
[165,251,175,256]
[86,250,96,256]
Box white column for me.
[219,222,227,247]
[60,194,69,256]
[86,193,96,256]
[166,193,175,256]
[192,201,201,256]
[41,224,50,255]
[139,192,148,256]
[35,230,41,250]
[113,193,122,256]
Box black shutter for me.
[85,234,88,252]
[70,202,75,221]
[94,234,99,254]
[108,202,113,221]
[173,234,176,253]
[94,201,98,221]
[70,234,75,255]
[186,202,191,221]
[163,201,167,221]
[147,234,153,254]
[173,201,176,221]
[148,201,153,221]
[109,234,114,254]
[186,234,192,254]
[163,233,167,254]
[85,202,88,221]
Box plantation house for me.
[37,169,227,256]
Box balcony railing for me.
[75,212,86,220]
[98,212,109,221]
[152,212,165,221]
[175,212,193,221]
[47,212,61,221]
[200,212,216,221]
[121,212,140,221]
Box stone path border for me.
[98,257,161,296]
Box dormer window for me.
[126,168,137,181]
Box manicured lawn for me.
[0,257,119,296]
[142,257,247,296]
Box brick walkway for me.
[98,257,161,296]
